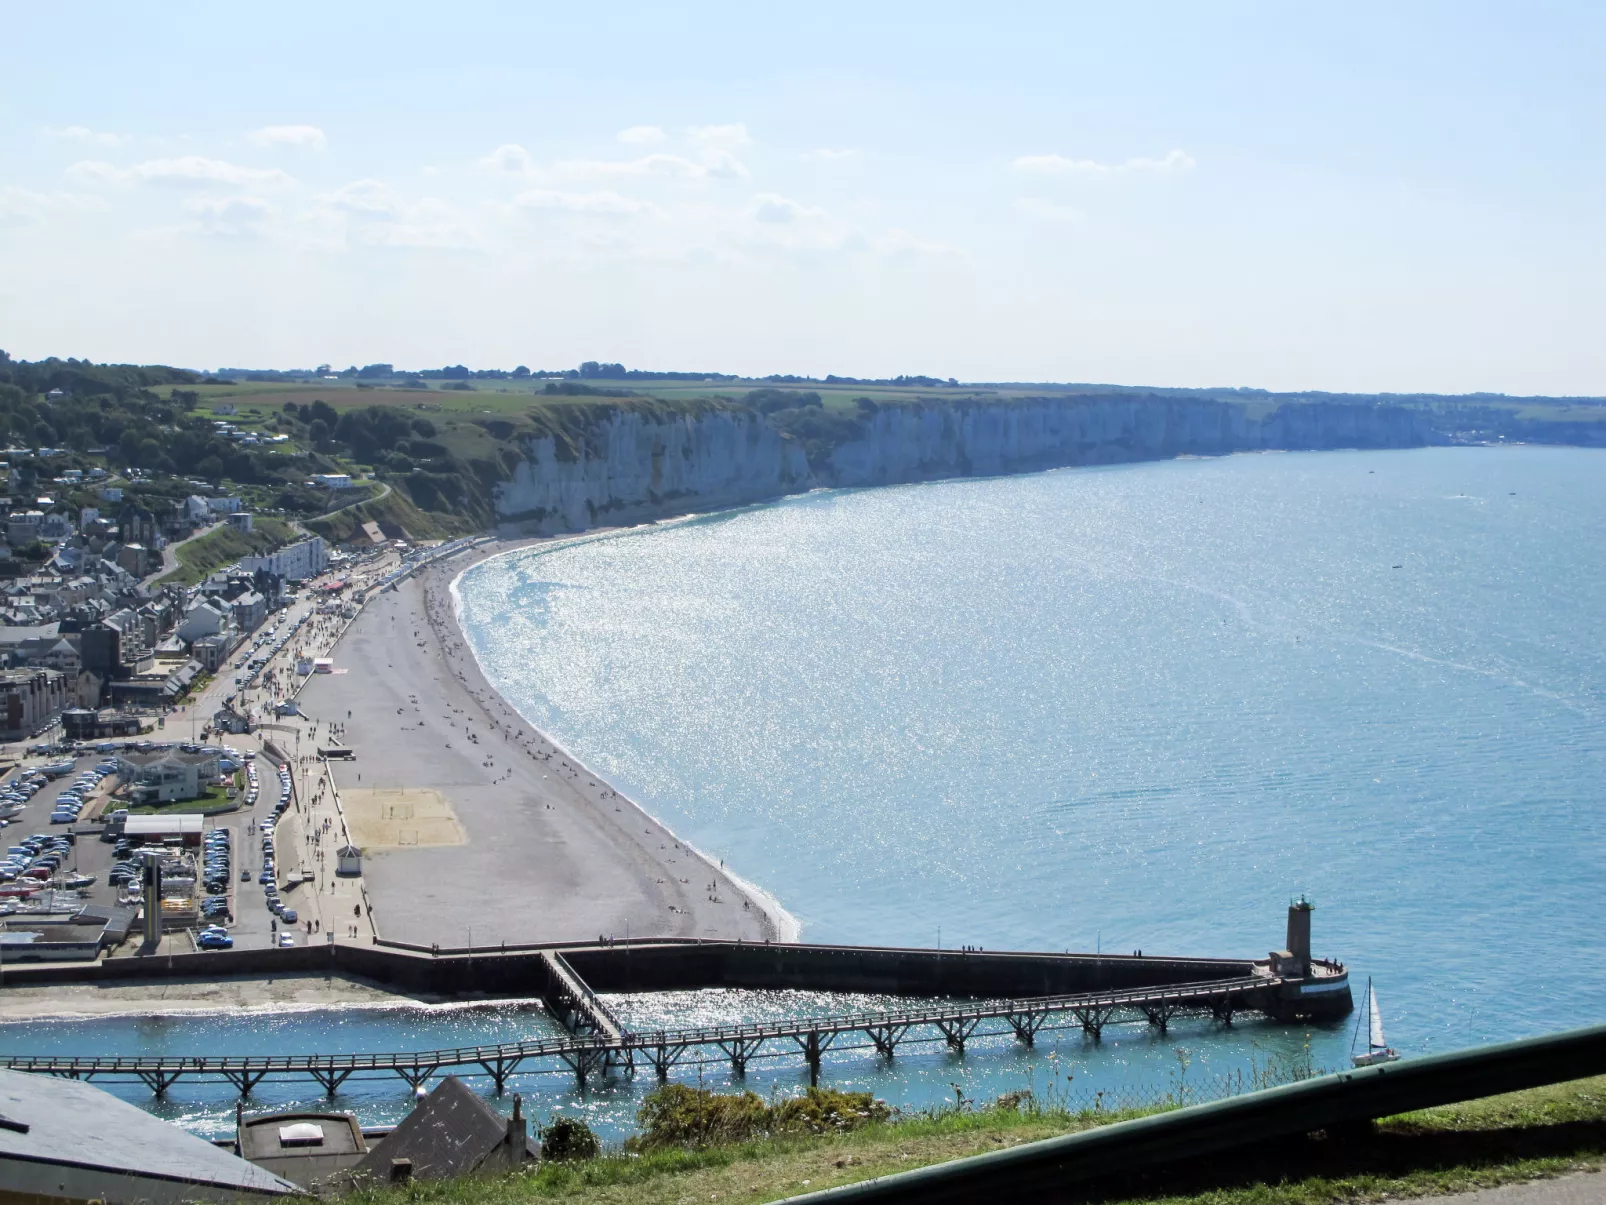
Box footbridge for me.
[1,971,1319,1097]
[0,903,1350,1097]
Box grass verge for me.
[334,1077,1606,1205]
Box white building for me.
[311,473,355,490]
[240,536,328,582]
[176,599,230,644]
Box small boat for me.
[1351,978,1400,1066]
[64,873,96,890]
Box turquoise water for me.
[7,446,1604,1137]
[457,445,1606,1054]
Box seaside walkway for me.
[3,972,1296,1096]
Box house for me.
[116,748,222,804]
[6,510,43,547]
[176,598,230,644]
[208,496,243,515]
[227,511,254,533]
[350,1077,534,1185]
[311,473,355,490]
[37,512,74,542]
[0,1066,296,1203]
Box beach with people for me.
[294,537,793,950]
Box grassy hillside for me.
[158,516,298,585]
[332,1075,1606,1205]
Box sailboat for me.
[1351,978,1400,1066]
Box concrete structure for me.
[311,474,355,490]
[227,511,254,533]
[237,1111,369,1187]
[0,916,1353,1098]
[61,707,143,740]
[116,749,222,804]
[0,1067,296,1203]
[0,666,69,739]
[336,844,363,876]
[240,536,328,582]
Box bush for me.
[632,1084,890,1151]
[539,1114,599,1161]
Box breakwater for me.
[2,926,1350,1095]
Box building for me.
[0,1066,296,1203]
[227,511,254,533]
[0,666,69,739]
[177,598,230,644]
[350,1077,533,1184]
[240,536,329,582]
[311,473,355,490]
[61,707,143,740]
[38,512,74,542]
[115,748,221,803]
[6,510,42,546]
[237,1112,370,1188]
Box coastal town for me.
[0,467,779,973]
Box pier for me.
[0,906,1350,1097]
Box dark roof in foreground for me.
[352,1075,532,1182]
[0,1067,296,1199]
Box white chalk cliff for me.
[495,396,1440,535]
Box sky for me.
[2,2,1603,394]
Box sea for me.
[7,445,1604,1139]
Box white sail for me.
[1368,983,1387,1049]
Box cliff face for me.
[495,406,811,535]
[494,396,1442,533]
[824,397,1440,487]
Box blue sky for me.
[3,2,1602,393]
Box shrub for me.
[539,1114,599,1161]
[633,1084,890,1151]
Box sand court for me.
[342,787,467,849]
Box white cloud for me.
[67,156,294,188]
[688,123,753,151]
[478,144,537,175]
[184,195,274,219]
[687,123,753,178]
[515,188,660,216]
[804,148,859,161]
[1014,197,1083,223]
[314,179,478,249]
[751,193,824,224]
[617,125,666,145]
[42,125,127,147]
[551,153,708,182]
[250,124,327,150]
[1011,148,1195,175]
[179,194,275,237]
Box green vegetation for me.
[330,1076,1606,1205]
[6,350,1605,550]
[158,516,297,585]
[632,1085,890,1151]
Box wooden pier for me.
[1,902,1352,1097]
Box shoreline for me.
[293,529,787,949]
[443,530,803,945]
